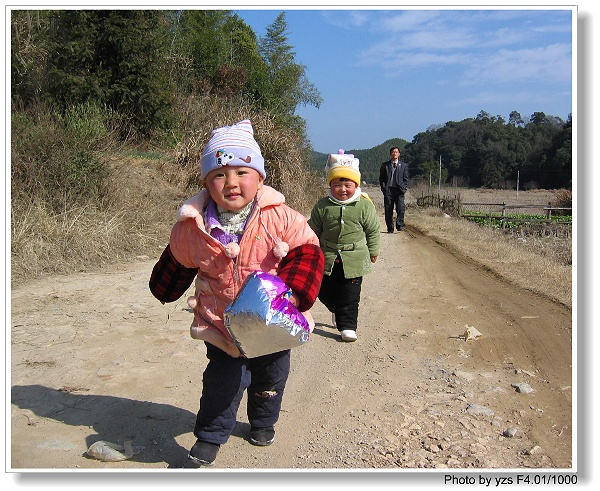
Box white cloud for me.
[462,43,572,85]
[377,10,442,33]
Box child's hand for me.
[371,256,378,263]
[283,291,300,307]
[289,293,300,307]
[191,325,245,358]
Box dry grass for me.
[10,155,187,286]
[407,180,560,204]
[11,198,125,283]
[444,186,559,206]
[363,184,572,309]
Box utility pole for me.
[438,155,442,191]
[516,171,520,200]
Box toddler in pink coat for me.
[149,119,324,466]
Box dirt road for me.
[9,218,573,474]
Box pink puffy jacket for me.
[169,185,319,347]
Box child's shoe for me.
[250,426,275,446]
[340,330,357,342]
[188,440,220,466]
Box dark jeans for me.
[318,258,363,332]
[383,187,405,231]
[194,342,291,444]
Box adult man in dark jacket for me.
[379,146,409,232]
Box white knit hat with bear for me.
[200,119,265,180]
[326,149,361,185]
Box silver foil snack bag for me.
[224,271,310,358]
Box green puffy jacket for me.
[308,194,380,279]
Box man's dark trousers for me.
[384,187,405,231]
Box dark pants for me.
[193,342,291,444]
[318,258,363,332]
[383,187,405,231]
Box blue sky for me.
[235,7,574,153]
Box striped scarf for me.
[204,198,255,245]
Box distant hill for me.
[309,138,409,183]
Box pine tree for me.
[46,10,172,137]
[258,12,322,118]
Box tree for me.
[46,10,172,137]
[544,120,572,188]
[177,11,245,85]
[508,110,525,127]
[175,10,272,105]
[258,12,322,119]
[11,10,52,106]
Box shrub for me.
[552,188,572,209]
[11,102,110,211]
[61,101,112,147]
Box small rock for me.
[464,325,482,340]
[525,445,542,455]
[466,403,494,416]
[503,427,518,437]
[511,382,534,393]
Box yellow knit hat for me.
[326,149,361,185]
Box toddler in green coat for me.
[308,150,380,342]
